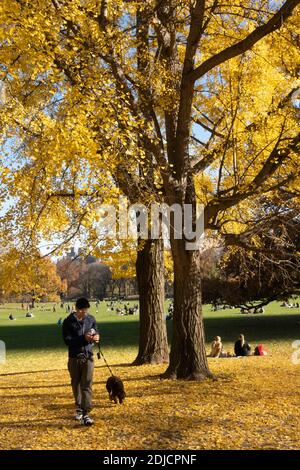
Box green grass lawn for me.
[0,300,299,373]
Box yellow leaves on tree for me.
[0,248,65,301]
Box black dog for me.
[106,376,126,404]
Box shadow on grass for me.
[0,320,140,351]
[0,363,135,377]
[0,313,299,354]
[0,417,82,429]
[203,312,300,343]
[0,383,69,389]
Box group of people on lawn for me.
[208,334,267,358]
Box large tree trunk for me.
[162,241,213,380]
[133,238,169,365]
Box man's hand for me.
[93,334,100,343]
[84,333,94,342]
[84,333,100,343]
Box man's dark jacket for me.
[62,312,99,358]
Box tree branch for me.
[190,0,300,82]
[204,132,300,227]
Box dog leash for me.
[97,343,114,377]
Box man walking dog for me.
[62,297,100,426]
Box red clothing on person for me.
[255,344,267,356]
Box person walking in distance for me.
[62,298,100,426]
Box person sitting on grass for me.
[234,334,251,356]
[8,313,15,320]
[254,344,267,356]
[209,336,222,357]
[240,307,249,314]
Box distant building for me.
[66,247,76,259]
[78,248,97,264]
[65,247,97,264]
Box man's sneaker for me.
[82,415,94,426]
[74,409,83,421]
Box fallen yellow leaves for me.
[0,352,299,450]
